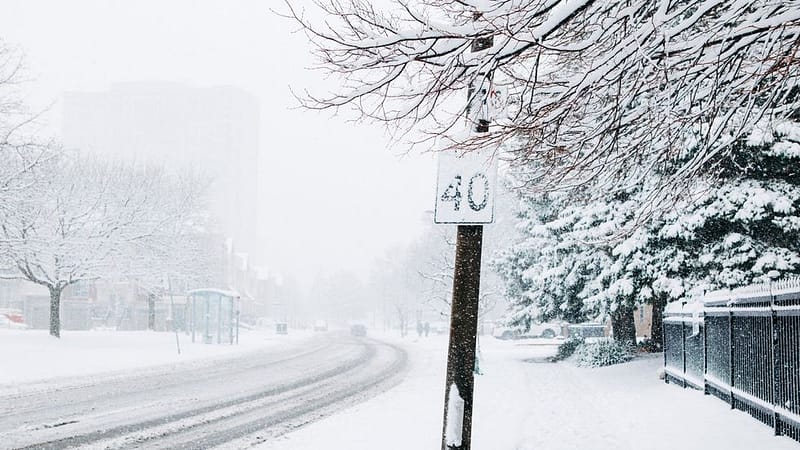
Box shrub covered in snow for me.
[574,339,633,367]
[637,338,661,353]
[550,336,585,362]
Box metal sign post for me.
[437,31,495,450]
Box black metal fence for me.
[664,281,800,443]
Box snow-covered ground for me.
[0,328,314,386]
[1,329,407,449]
[257,334,799,450]
[2,329,797,449]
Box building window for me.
[72,280,90,298]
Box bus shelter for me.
[187,288,240,344]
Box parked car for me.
[0,310,28,329]
[492,326,519,340]
[567,322,607,340]
[492,322,564,340]
[313,320,328,332]
[350,323,367,337]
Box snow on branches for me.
[0,153,210,337]
[0,40,53,213]
[288,0,800,195]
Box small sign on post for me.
[438,26,495,450]
[434,149,498,224]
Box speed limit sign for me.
[434,149,498,224]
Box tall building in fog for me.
[62,82,259,258]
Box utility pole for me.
[439,26,495,450]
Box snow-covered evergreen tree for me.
[656,113,800,290]
[495,110,800,347]
[493,187,643,345]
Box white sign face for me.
[434,149,498,224]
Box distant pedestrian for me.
[424,321,430,337]
[416,321,424,337]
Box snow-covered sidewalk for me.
[258,334,798,450]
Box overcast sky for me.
[0,0,438,285]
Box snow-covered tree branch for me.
[288,0,800,197]
[0,40,54,220]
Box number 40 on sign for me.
[434,150,498,224]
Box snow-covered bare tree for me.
[413,216,510,320]
[111,168,218,329]
[0,154,208,337]
[413,225,458,314]
[367,247,420,336]
[0,40,54,217]
[287,0,800,200]
[118,169,216,291]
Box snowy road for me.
[0,333,407,449]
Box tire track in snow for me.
[1,335,407,450]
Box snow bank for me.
[257,334,797,449]
[0,328,313,386]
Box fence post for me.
[682,318,687,389]
[771,293,782,436]
[663,320,668,385]
[703,318,709,395]
[729,308,735,410]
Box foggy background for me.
[0,1,439,283]
[0,0,515,328]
